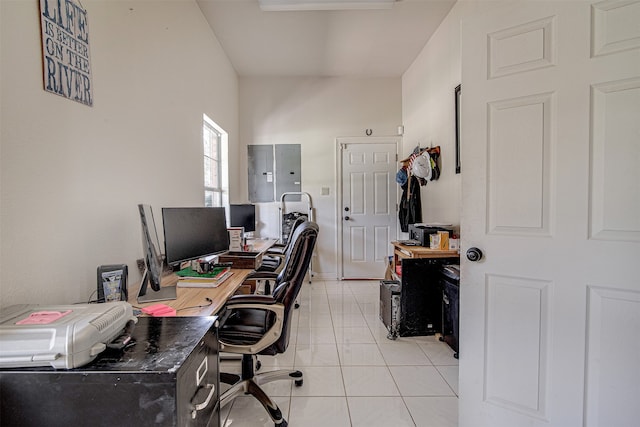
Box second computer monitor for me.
[229,204,256,233]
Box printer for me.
[408,224,454,247]
[0,301,136,369]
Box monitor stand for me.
[136,269,177,304]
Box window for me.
[203,114,228,208]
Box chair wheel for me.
[295,379,303,387]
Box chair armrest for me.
[266,246,286,255]
[217,294,278,328]
[218,302,286,355]
[225,293,277,306]
[244,271,278,281]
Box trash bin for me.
[440,264,460,358]
[379,280,401,340]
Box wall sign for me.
[39,0,93,106]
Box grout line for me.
[246,278,459,426]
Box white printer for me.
[0,301,137,369]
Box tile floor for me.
[220,279,459,427]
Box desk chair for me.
[256,217,308,296]
[258,216,307,272]
[218,221,319,427]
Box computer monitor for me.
[162,207,230,266]
[229,204,256,233]
[137,204,176,303]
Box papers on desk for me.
[15,309,73,325]
[176,266,233,288]
[141,304,176,316]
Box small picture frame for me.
[97,264,128,302]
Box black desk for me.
[0,317,220,427]
[383,242,460,337]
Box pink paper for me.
[141,304,176,317]
[16,310,73,325]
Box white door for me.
[339,138,399,279]
[460,2,640,427]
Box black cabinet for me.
[399,258,448,336]
[440,264,460,358]
[381,252,458,338]
[0,316,220,427]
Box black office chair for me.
[258,215,307,272]
[255,216,308,294]
[218,221,319,427]
[267,215,307,256]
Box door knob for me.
[466,247,483,262]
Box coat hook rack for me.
[400,145,440,165]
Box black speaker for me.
[97,264,128,302]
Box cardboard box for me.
[384,268,393,280]
[449,238,460,250]
[438,231,449,250]
[384,258,394,280]
[429,234,440,249]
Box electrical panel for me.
[248,144,301,202]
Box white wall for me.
[239,77,402,278]
[0,0,239,307]
[402,1,488,231]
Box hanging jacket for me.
[399,175,422,232]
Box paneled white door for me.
[460,1,640,427]
[339,138,399,279]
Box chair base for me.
[220,356,303,427]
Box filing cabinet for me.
[0,316,220,427]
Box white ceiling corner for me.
[196,0,457,77]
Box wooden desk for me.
[391,241,459,274]
[245,237,277,253]
[129,240,277,316]
[392,241,459,262]
[129,268,254,316]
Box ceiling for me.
[196,0,457,77]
